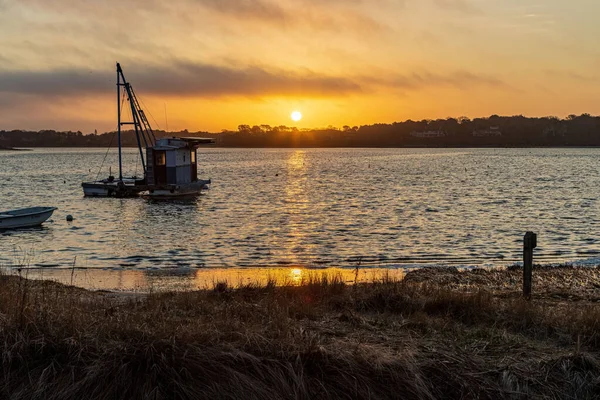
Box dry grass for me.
[0,267,599,399]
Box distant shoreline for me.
[5,145,600,149]
[0,146,31,151]
[3,114,600,147]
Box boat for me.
[82,63,214,198]
[143,137,214,199]
[82,63,153,197]
[0,207,57,229]
[82,176,146,198]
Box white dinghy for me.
[0,207,57,229]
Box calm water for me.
[1,148,599,289]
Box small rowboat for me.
[0,207,57,229]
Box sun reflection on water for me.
[280,150,316,263]
[290,268,303,284]
[20,266,406,292]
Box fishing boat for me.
[82,63,153,197]
[0,207,57,229]
[82,63,214,198]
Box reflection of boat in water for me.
[82,63,214,198]
[0,207,57,229]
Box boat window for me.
[191,151,196,163]
[156,152,166,166]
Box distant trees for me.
[2,114,600,148]
[0,129,215,148]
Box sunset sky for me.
[0,0,598,132]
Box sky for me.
[0,0,598,133]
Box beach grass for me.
[0,266,599,399]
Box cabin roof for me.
[152,137,215,151]
[179,137,216,144]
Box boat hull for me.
[82,182,146,198]
[143,180,210,199]
[0,207,57,229]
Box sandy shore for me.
[405,265,600,302]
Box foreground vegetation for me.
[1,266,599,399]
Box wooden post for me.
[523,232,537,300]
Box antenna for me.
[164,103,169,133]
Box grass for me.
[0,266,599,399]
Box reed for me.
[0,266,599,399]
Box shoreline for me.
[7,262,599,294]
[0,146,31,151]
[5,145,600,149]
[8,266,408,293]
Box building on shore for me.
[410,130,446,138]
[472,126,502,137]
[543,124,568,137]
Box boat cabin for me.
[145,137,214,187]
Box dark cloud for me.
[0,69,110,96]
[0,62,364,98]
[0,62,508,100]
[0,62,510,131]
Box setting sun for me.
[291,111,302,122]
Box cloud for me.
[193,0,288,21]
[367,70,508,91]
[0,61,508,102]
[12,0,386,33]
[0,62,364,98]
[545,70,598,83]
[0,69,109,96]
[431,0,481,14]
[189,0,388,33]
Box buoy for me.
[66,215,74,222]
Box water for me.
[1,147,599,290]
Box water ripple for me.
[1,148,600,272]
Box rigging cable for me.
[138,95,163,135]
[132,94,157,145]
[95,130,117,182]
[94,84,129,182]
[164,103,169,133]
[123,90,138,176]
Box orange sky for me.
[0,0,598,132]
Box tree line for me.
[1,114,600,148]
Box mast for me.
[116,62,123,181]
[115,63,156,177]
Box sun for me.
[291,111,302,122]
